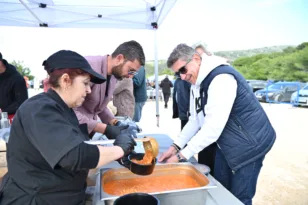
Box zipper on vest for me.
[233,118,254,144]
[217,143,236,174]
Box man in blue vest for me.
[159,44,276,205]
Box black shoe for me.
[164,104,167,108]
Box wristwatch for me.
[176,153,188,162]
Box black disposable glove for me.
[104,125,129,139]
[114,121,124,127]
[117,151,137,168]
[114,121,138,138]
[113,133,136,156]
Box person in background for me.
[113,78,135,119]
[23,76,30,88]
[72,40,145,139]
[159,44,276,205]
[172,72,191,130]
[159,76,173,108]
[132,66,147,122]
[0,52,28,123]
[193,42,213,56]
[193,42,230,63]
[0,50,136,205]
[42,61,52,93]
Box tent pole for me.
[154,28,160,127]
[19,0,44,25]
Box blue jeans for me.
[133,101,145,122]
[214,148,264,205]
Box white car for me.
[290,84,308,106]
[146,86,163,100]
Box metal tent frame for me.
[0,0,178,126]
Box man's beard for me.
[112,63,124,80]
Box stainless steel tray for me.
[94,162,217,205]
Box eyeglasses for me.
[178,58,192,74]
[128,71,138,76]
[128,67,138,76]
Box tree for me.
[10,60,34,80]
[144,60,171,78]
[296,42,308,50]
[233,43,308,82]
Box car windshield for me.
[303,85,308,90]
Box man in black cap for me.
[0,52,28,119]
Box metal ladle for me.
[136,137,159,158]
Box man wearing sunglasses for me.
[73,40,145,140]
[159,44,276,205]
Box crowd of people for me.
[0,41,276,205]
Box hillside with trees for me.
[232,42,308,82]
[145,43,308,82]
[214,45,291,62]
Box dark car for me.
[254,82,305,102]
[247,80,268,92]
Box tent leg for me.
[154,28,159,127]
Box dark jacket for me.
[0,60,28,114]
[0,90,90,205]
[173,78,191,121]
[159,77,173,94]
[200,65,276,171]
[133,66,147,102]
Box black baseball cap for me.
[44,50,106,84]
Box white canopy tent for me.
[0,0,178,126]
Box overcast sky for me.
[0,0,307,79]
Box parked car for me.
[146,86,162,100]
[246,80,268,92]
[290,84,308,106]
[254,82,305,102]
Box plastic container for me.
[0,112,9,129]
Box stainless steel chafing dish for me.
[93,163,217,205]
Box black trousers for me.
[163,93,170,105]
[198,143,217,176]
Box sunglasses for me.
[178,58,192,74]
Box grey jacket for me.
[113,78,135,118]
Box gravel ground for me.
[1,99,307,204]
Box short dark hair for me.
[111,40,145,66]
[0,52,3,61]
[167,44,194,68]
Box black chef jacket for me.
[0,90,91,205]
